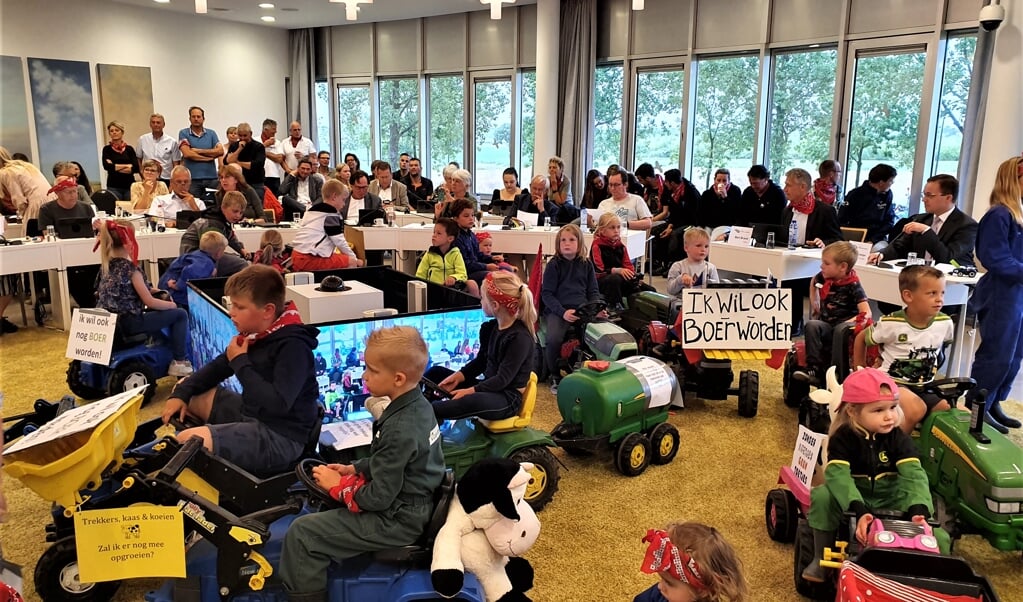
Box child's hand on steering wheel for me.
[855,513,874,545]
[161,398,188,424]
[563,309,578,323]
[312,464,343,489]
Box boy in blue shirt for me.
[158,230,227,307]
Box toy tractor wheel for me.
[793,520,836,601]
[615,433,651,477]
[66,360,105,400]
[35,537,122,602]
[765,488,799,543]
[509,446,560,512]
[783,352,809,408]
[649,423,680,465]
[108,360,157,406]
[737,370,759,418]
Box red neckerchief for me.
[241,300,304,341]
[640,529,708,592]
[814,178,837,205]
[819,269,858,301]
[93,220,139,264]
[110,139,127,154]
[791,191,815,215]
[652,175,664,198]
[672,181,686,203]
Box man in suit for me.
[869,174,977,267]
[367,161,409,212]
[279,159,323,217]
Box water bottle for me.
[787,219,798,249]
[579,207,588,231]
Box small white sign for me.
[727,226,753,247]
[678,288,793,349]
[65,308,118,366]
[516,211,540,228]
[790,425,827,492]
[320,418,374,451]
[585,207,605,229]
[618,356,676,409]
[4,388,142,455]
[851,241,873,265]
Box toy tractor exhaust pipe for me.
[964,387,990,444]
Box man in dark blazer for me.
[340,170,382,221]
[279,159,323,217]
[779,168,843,247]
[869,174,977,267]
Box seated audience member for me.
[814,159,844,207]
[598,167,653,231]
[130,159,169,213]
[402,156,433,205]
[279,159,323,217]
[490,167,521,214]
[736,164,786,227]
[434,168,478,219]
[475,232,515,273]
[215,164,264,222]
[151,166,204,228]
[38,177,99,308]
[511,175,558,224]
[290,179,364,271]
[315,150,332,180]
[853,265,954,434]
[397,152,411,180]
[367,161,410,211]
[159,231,228,307]
[699,168,742,231]
[450,198,496,284]
[839,163,897,244]
[224,122,267,203]
[179,190,250,277]
[161,265,321,476]
[52,161,94,206]
[591,213,653,309]
[252,229,288,273]
[793,241,869,385]
[868,174,977,267]
[547,155,573,208]
[634,163,671,223]
[70,160,94,195]
[416,217,480,297]
[580,169,609,210]
[653,169,702,271]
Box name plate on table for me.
[851,241,872,265]
[678,288,793,349]
[65,308,117,365]
[727,226,753,247]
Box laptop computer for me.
[175,210,202,230]
[487,199,514,217]
[358,208,386,226]
[750,222,790,247]
[55,217,95,239]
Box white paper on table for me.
[4,388,143,455]
[618,356,674,409]
[851,241,872,265]
[516,212,539,228]
[584,207,605,228]
[727,226,754,247]
[320,419,374,450]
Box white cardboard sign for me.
[851,241,873,265]
[65,308,118,366]
[618,356,677,409]
[4,388,143,455]
[727,226,753,247]
[790,425,828,491]
[678,288,793,349]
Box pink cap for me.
[842,368,900,404]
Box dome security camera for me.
[980,3,1005,32]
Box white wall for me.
[0,0,290,182]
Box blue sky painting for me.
[1,56,32,158]
[27,57,100,186]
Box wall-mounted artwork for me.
[97,64,154,154]
[27,57,100,186]
[1,55,33,159]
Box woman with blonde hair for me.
[101,120,139,200]
[0,146,50,235]
[130,159,169,212]
[970,155,1023,433]
[216,163,264,221]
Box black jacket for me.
[839,181,896,243]
[510,191,558,223]
[780,202,843,246]
[737,182,786,227]
[661,179,702,229]
[880,208,978,266]
[698,184,742,229]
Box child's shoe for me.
[550,378,559,395]
[792,367,819,385]
[0,317,18,334]
[801,529,835,583]
[168,360,194,377]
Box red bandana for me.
[484,273,522,317]
[820,269,858,301]
[241,300,304,341]
[791,191,816,215]
[640,529,707,591]
[814,178,837,205]
[110,139,127,154]
[93,220,139,264]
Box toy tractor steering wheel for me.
[420,376,452,402]
[295,458,342,509]
[573,300,608,322]
[917,377,977,407]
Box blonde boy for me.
[666,228,720,295]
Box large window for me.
[931,35,977,178]
[428,75,465,184]
[692,56,760,190]
[768,49,838,179]
[377,78,419,167]
[314,80,331,158]
[473,78,512,196]
[845,49,926,219]
[337,85,371,168]
[633,68,685,175]
[593,65,623,171]
[519,70,536,183]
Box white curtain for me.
[288,29,315,125]
[556,0,597,203]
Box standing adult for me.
[0,146,50,236]
[970,156,1023,433]
[178,106,223,198]
[224,122,266,204]
[136,113,181,186]
[261,119,285,197]
[813,160,843,207]
[101,121,139,201]
[736,165,786,227]
[281,121,316,175]
[839,163,897,244]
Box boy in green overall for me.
[280,326,445,600]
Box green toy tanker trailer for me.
[551,356,682,476]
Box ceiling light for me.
[261,15,275,22]
[481,0,515,20]
[258,2,274,7]
[632,0,644,9]
[195,0,207,14]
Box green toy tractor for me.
[551,357,682,476]
[537,300,639,382]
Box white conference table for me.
[393,211,505,227]
[709,241,823,281]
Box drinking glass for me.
[292,213,302,224]
[766,232,775,249]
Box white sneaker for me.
[168,360,194,377]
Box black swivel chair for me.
[91,189,118,215]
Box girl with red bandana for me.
[635,522,749,602]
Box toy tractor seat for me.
[477,372,538,433]
[374,469,456,565]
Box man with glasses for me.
[839,163,897,243]
[868,174,977,267]
[279,159,323,218]
[597,166,653,230]
[340,170,381,220]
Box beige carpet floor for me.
[2,311,1022,601]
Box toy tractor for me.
[536,300,639,382]
[551,357,682,477]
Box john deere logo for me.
[898,334,908,343]
[878,451,889,463]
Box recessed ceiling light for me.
[261,15,276,22]
[154,0,170,4]
[258,3,274,8]
[280,7,298,11]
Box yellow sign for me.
[74,506,185,582]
